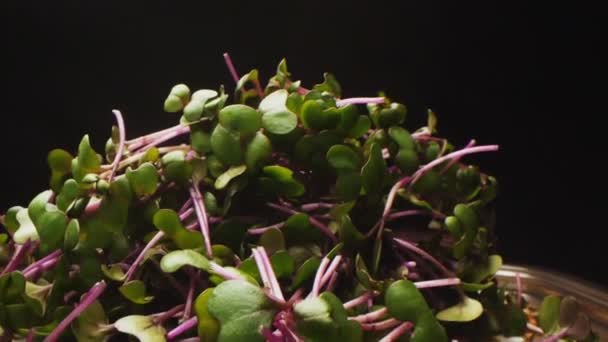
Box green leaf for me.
[244,132,272,171]
[262,109,298,135]
[436,296,483,322]
[338,215,364,251]
[152,209,204,250]
[101,264,126,282]
[301,100,326,130]
[191,126,212,155]
[291,256,321,290]
[336,104,359,134]
[184,98,206,122]
[361,143,387,194]
[71,300,109,342]
[57,179,80,212]
[23,281,51,316]
[212,218,249,253]
[355,254,383,290]
[394,148,420,175]
[192,89,219,102]
[28,190,54,227]
[160,249,210,273]
[262,165,305,197]
[210,124,243,166]
[194,288,220,341]
[161,150,193,185]
[219,104,262,136]
[347,116,371,138]
[326,145,361,173]
[114,315,166,342]
[388,126,415,150]
[126,163,159,197]
[37,210,68,254]
[208,280,277,342]
[270,251,295,279]
[236,69,259,93]
[467,254,502,283]
[313,72,341,97]
[119,280,154,304]
[427,109,438,134]
[13,208,39,244]
[385,279,430,323]
[411,310,448,342]
[215,165,247,190]
[77,135,102,178]
[294,297,333,341]
[48,149,74,193]
[259,89,288,114]
[282,213,322,245]
[259,228,285,255]
[538,295,561,333]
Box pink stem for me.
[379,321,414,342]
[252,249,273,292]
[179,207,194,222]
[527,323,544,335]
[127,124,183,146]
[257,247,285,301]
[189,185,212,257]
[300,202,333,212]
[124,231,165,282]
[223,52,240,84]
[336,97,385,107]
[1,240,34,275]
[319,255,342,289]
[393,238,453,277]
[167,316,197,340]
[325,271,339,292]
[361,318,402,332]
[108,110,126,182]
[153,304,185,325]
[46,281,107,342]
[21,248,62,275]
[440,139,476,174]
[23,252,63,281]
[414,277,461,289]
[178,198,193,215]
[310,257,330,298]
[209,262,244,281]
[386,209,434,221]
[183,275,196,319]
[343,291,379,310]
[248,222,285,235]
[349,307,388,323]
[516,272,523,306]
[540,327,569,342]
[135,125,190,153]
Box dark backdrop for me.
[1,2,604,284]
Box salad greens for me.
[0,53,598,341]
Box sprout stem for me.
[23,249,63,281]
[179,207,195,222]
[100,144,190,178]
[108,110,126,182]
[336,97,385,107]
[361,318,402,332]
[1,239,34,275]
[540,327,569,342]
[343,291,379,309]
[46,281,107,342]
[319,255,342,290]
[248,222,285,235]
[310,257,330,298]
[349,307,388,323]
[134,125,190,153]
[440,139,476,174]
[166,316,197,340]
[516,272,523,306]
[378,321,414,342]
[209,262,245,281]
[300,202,333,212]
[393,238,453,277]
[124,231,165,282]
[183,275,196,319]
[126,124,184,146]
[414,277,461,289]
[153,304,185,325]
[223,52,240,84]
[527,323,544,335]
[257,247,285,301]
[189,184,212,257]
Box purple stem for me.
[343,291,379,310]
[261,328,284,342]
[167,316,197,340]
[379,321,414,342]
[23,252,63,281]
[310,257,330,298]
[248,222,285,235]
[349,307,388,323]
[136,125,190,153]
[386,209,431,221]
[300,202,333,212]
[276,319,301,342]
[257,247,285,301]
[189,185,212,257]
[127,124,183,146]
[25,329,34,342]
[21,249,62,276]
[108,110,126,182]
[319,255,342,289]
[325,271,339,292]
[124,231,165,282]
[178,198,193,215]
[222,52,240,84]
[336,97,385,107]
[361,318,402,332]
[209,262,245,281]
[1,240,33,275]
[267,203,337,243]
[179,207,194,222]
[153,304,185,325]
[393,238,453,277]
[440,139,476,174]
[46,281,107,342]
[540,327,569,342]
[183,275,196,319]
[414,277,460,289]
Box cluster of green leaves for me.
[0,57,594,342]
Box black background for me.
[1,2,604,284]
